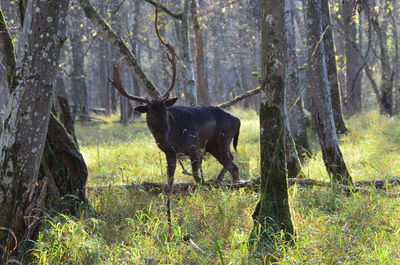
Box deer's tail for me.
[233,121,240,151]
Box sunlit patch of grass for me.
[32,109,400,264]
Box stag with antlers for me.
[109,55,243,188]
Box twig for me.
[143,0,183,20]
[183,234,213,257]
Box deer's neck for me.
[147,115,171,151]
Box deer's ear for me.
[134,105,148,113]
[164,97,178,107]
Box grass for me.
[30,109,400,264]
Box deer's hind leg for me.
[209,134,241,182]
[189,144,204,184]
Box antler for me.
[161,43,177,101]
[108,62,150,104]
[154,5,178,102]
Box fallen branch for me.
[86,177,400,197]
[86,178,260,195]
[217,87,261,109]
[355,178,400,189]
[183,234,211,257]
[288,178,400,197]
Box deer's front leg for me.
[166,153,177,194]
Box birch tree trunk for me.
[0,0,70,257]
[306,0,353,186]
[251,0,294,249]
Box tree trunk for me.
[284,0,310,165]
[70,33,90,120]
[371,17,393,116]
[0,116,3,137]
[342,2,362,116]
[0,0,74,258]
[211,23,222,105]
[306,0,353,186]
[120,95,133,125]
[251,0,294,249]
[321,0,348,134]
[190,0,209,106]
[181,0,197,105]
[0,9,17,92]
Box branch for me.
[0,8,18,92]
[77,0,161,99]
[183,234,214,257]
[217,87,261,108]
[143,0,183,20]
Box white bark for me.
[0,0,69,238]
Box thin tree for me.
[321,0,348,134]
[190,0,209,105]
[342,1,363,116]
[284,0,310,172]
[306,0,353,186]
[251,0,294,250]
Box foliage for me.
[31,110,400,264]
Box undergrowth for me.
[31,110,400,264]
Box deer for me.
[109,47,243,190]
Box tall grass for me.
[31,110,400,264]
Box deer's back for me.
[168,106,240,146]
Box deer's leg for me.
[166,153,177,194]
[227,152,242,182]
[211,136,242,182]
[208,146,228,182]
[189,145,203,184]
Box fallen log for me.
[86,177,400,197]
[287,178,400,197]
[355,178,400,189]
[86,178,260,195]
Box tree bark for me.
[342,2,362,116]
[371,17,393,116]
[70,33,90,120]
[181,0,197,105]
[0,9,17,92]
[321,0,348,134]
[251,0,294,249]
[306,0,353,186]
[284,0,310,164]
[0,0,70,257]
[190,0,209,106]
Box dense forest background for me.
[1,0,261,116]
[0,0,400,264]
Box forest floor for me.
[31,110,400,264]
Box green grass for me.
[30,109,400,264]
